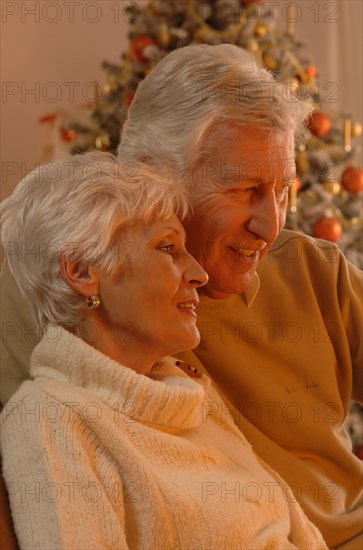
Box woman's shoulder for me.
[0,376,98,436]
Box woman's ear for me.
[60,255,99,298]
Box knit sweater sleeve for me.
[255,457,328,550]
[1,389,129,550]
[203,384,328,549]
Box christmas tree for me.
[42,0,363,269]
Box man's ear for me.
[60,256,99,298]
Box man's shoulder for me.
[271,228,339,253]
[262,229,342,268]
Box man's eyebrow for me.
[221,175,268,185]
[222,175,296,187]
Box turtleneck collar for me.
[30,326,210,432]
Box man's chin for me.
[202,270,256,300]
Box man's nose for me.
[246,193,281,244]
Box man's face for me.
[184,127,296,299]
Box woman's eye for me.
[160,244,174,255]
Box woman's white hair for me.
[1,152,187,331]
[119,43,314,188]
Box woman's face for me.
[94,216,208,371]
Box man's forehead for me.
[222,140,294,156]
[204,130,294,158]
[198,127,295,180]
[224,161,296,183]
[196,163,296,187]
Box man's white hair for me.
[119,43,314,188]
[1,152,187,331]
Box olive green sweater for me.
[178,230,363,549]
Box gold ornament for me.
[104,82,118,93]
[95,134,112,150]
[245,38,259,53]
[285,77,300,91]
[331,207,362,228]
[254,21,268,37]
[344,118,352,152]
[296,146,309,174]
[262,53,278,71]
[284,77,300,99]
[351,122,362,137]
[323,181,341,195]
[289,178,299,213]
[349,217,359,227]
[157,22,170,48]
[194,27,211,42]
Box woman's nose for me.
[185,255,209,288]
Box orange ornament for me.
[39,113,58,123]
[305,65,317,78]
[294,176,302,192]
[60,127,76,142]
[313,217,342,242]
[130,35,156,63]
[308,112,331,137]
[341,166,363,194]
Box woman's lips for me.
[177,300,199,317]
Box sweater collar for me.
[244,271,260,306]
[30,326,210,432]
[198,271,260,309]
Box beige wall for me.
[1,0,130,199]
[1,0,362,199]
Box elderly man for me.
[118,44,362,549]
[1,44,362,548]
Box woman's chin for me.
[168,331,201,357]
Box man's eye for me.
[160,244,174,255]
[226,187,256,197]
[276,185,290,200]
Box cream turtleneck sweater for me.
[0,327,327,549]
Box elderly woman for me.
[0,152,327,550]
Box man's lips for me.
[226,244,267,263]
[226,243,267,261]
